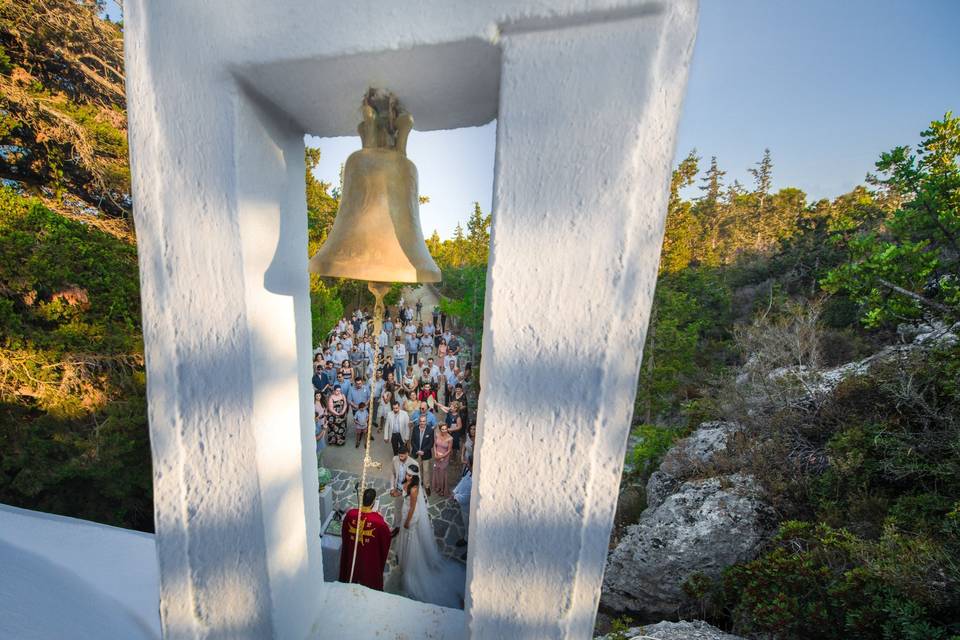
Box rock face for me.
[646,421,740,510]
[598,620,746,640]
[601,473,774,619]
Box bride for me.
[395,464,465,608]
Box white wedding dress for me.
[396,488,465,609]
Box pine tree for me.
[465,201,491,266]
[695,156,726,265]
[426,229,443,265]
[450,222,468,267]
[749,149,774,250]
[660,150,700,274]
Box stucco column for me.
[125,7,322,635]
[466,6,697,638]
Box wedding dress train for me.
[396,488,465,609]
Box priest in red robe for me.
[338,487,392,590]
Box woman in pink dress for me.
[432,423,454,497]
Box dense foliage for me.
[0,1,151,531]
[639,116,960,638]
[426,202,491,342]
[0,0,130,219]
[0,188,150,529]
[823,112,960,327]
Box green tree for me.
[695,156,727,265]
[824,113,960,327]
[448,222,468,268]
[660,150,700,274]
[426,229,443,264]
[465,202,491,266]
[748,148,774,250]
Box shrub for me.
[627,423,684,478]
[720,521,960,640]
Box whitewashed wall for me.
[123,1,697,637]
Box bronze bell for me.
[308,89,441,283]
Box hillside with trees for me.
[0,0,151,530]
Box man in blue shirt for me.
[410,401,437,429]
[346,378,371,417]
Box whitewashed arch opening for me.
[122,1,698,638]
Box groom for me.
[339,488,391,591]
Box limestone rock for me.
[598,620,746,640]
[646,421,740,510]
[602,474,774,619]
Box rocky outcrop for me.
[601,473,774,619]
[646,421,740,510]
[738,321,960,402]
[598,620,746,640]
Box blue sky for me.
[105,1,959,239]
[310,1,959,238]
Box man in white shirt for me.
[331,342,349,366]
[383,400,410,455]
[445,366,458,390]
[427,358,440,383]
[377,328,389,357]
[444,353,457,373]
[392,338,407,377]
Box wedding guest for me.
[332,341,349,366]
[401,369,418,397]
[418,368,433,397]
[314,390,325,416]
[402,389,418,414]
[411,400,437,429]
[339,361,353,387]
[383,400,411,456]
[405,331,419,367]
[370,371,384,429]
[461,422,476,466]
[438,400,463,451]
[453,453,473,547]
[393,337,407,377]
[410,414,435,496]
[432,423,454,497]
[353,401,369,448]
[377,326,389,357]
[377,387,393,432]
[314,411,328,467]
[346,377,370,418]
[448,334,460,357]
[326,384,347,446]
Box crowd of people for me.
[313,299,476,606]
[312,297,474,464]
